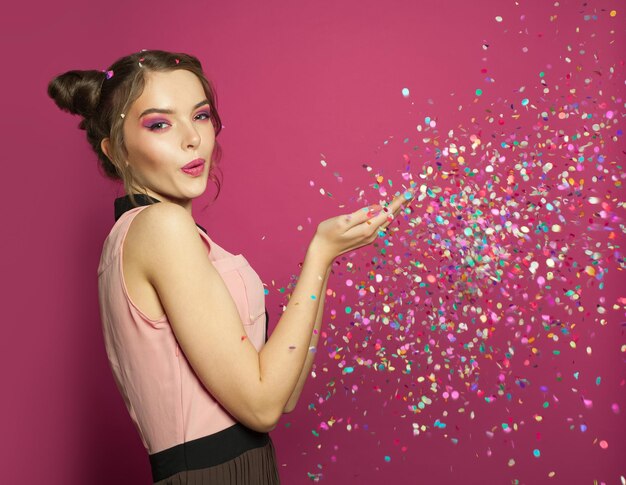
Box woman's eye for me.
[148,121,169,131]
[145,112,209,131]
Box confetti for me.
[274,3,625,482]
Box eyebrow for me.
[138,99,210,119]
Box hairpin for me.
[105,69,114,79]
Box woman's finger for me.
[379,196,412,230]
[342,203,384,229]
[367,187,415,228]
[336,187,414,254]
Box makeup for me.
[181,158,205,177]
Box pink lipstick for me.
[181,158,205,177]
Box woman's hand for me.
[310,186,416,265]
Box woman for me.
[48,49,413,484]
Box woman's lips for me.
[181,160,205,177]
[182,158,205,169]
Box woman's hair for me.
[47,49,223,208]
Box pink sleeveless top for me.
[97,204,268,455]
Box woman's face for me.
[120,69,216,208]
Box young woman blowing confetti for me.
[47,49,414,484]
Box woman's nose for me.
[182,122,201,148]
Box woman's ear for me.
[100,137,112,161]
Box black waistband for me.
[148,423,269,482]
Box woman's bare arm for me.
[279,191,414,412]
[282,264,331,413]
[131,191,411,433]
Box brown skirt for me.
[153,438,280,485]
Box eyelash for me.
[147,111,211,131]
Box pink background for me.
[3,0,624,483]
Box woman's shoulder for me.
[123,202,203,272]
[128,202,196,241]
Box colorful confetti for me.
[268,2,625,482]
